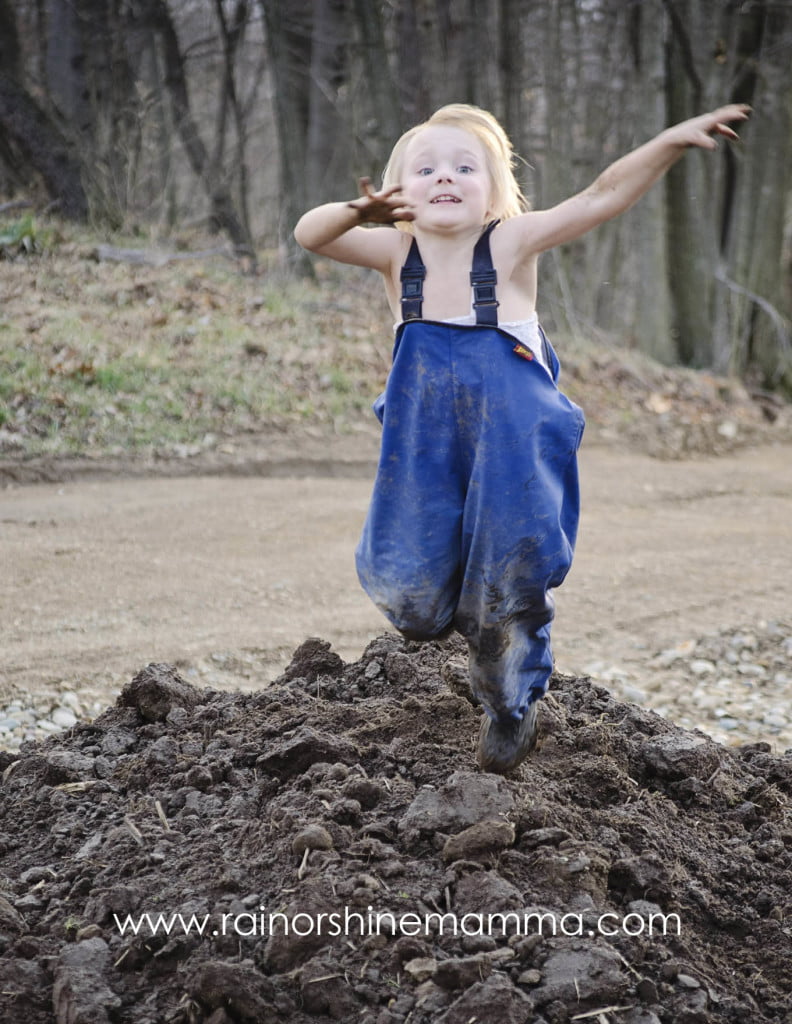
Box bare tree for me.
[259,0,311,258]
[715,3,792,388]
[45,0,93,136]
[306,0,350,204]
[0,0,88,219]
[665,0,792,385]
[211,0,255,242]
[350,0,403,174]
[142,0,255,257]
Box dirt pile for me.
[1,634,791,1024]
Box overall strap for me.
[400,238,425,320]
[399,220,501,323]
[470,219,500,326]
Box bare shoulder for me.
[490,214,543,269]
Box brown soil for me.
[1,642,791,1024]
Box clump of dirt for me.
[1,634,791,1024]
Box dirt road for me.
[2,442,791,702]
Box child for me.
[294,102,750,774]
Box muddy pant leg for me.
[463,596,557,724]
[452,338,583,724]
[356,326,464,640]
[455,521,565,722]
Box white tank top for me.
[394,312,549,372]
[439,312,549,371]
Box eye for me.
[417,167,433,176]
[458,165,474,174]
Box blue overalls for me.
[356,222,585,727]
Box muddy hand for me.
[348,177,415,224]
[671,103,751,151]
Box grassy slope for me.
[0,236,391,458]
[1,227,789,462]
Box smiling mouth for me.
[430,195,461,203]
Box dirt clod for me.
[119,663,203,723]
[1,633,791,1022]
[441,820,516,862]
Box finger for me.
[358,176,375,197]
[716,104,751,122]
[693,130,718,150]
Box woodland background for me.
[1,0,791,390]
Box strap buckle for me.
[400,262,425,321]
[471,267,499,325]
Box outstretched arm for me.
[512,104,751,255]
[293,178,413,271]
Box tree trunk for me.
[75,0,139,224]
[259,0,312,264]
[147,0,254,258]
[715,2,792,387]
[351,0,403,176]
[435,0,475,105]
[45,0,93,137]
[123,4,178,229]
[627,0,674,362]
[498,0,526,158]
[0,70,89,219]
[394,0,430,124]
[537,0,587,339]
[664,0,792,383]
[306,0,350,205]
[0,0,21,77]
[212,0,254,243]
[664,0,722,367]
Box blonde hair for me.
[382,104,529,231]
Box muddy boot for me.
[441,657,480,706]
[476,702,538,774]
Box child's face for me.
[400,125,493,230]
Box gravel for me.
[0,686,115,753]
[2,620,790,754]
[581,619,792,754]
